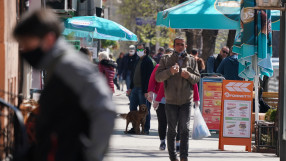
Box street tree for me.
[119,0,180,47]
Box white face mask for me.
[129,50,135,55]
[137,51,145,57]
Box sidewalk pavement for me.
[104,90,279,161]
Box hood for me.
[100,59,117,68]
[228,55,239,65]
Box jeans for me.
[125,71,132,90]
[118,75,124,90]
[165,103,191,160]
[129,87,151,132]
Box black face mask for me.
[21,47,45,68]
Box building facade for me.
[0,0,19,105]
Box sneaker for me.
[159,142,166,150]
[176,146,180,153]
[127,128,135,134]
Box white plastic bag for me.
[192,106,211,140]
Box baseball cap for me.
[129,45,135,50]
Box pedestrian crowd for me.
[13,8,244,161]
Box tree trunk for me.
[185,30,194,54]
[202,30,218,62]
[194,29,202,55]
[226,30,236,49]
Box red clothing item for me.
[156,83,200,102]
[98,60,116,93]
[147,64,161,94]
[155,83,165,102]
[193,83,200,102]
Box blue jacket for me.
[206,56,215,73]
[207,55,223,73]
[216,55,243,80]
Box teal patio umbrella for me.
[63,16,138,41]
[232,0,273,121]
[156,0,280,31]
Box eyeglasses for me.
[222,51,229,54]
[175,43,185,46]
[137,49,144,52]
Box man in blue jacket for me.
[216,49,243,80]
[127,43,154,134]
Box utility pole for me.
[94,0,102,55]
[94,0,102,17]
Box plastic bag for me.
[192,106,211,140]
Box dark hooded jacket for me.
[216,55,243,80]
[34,38,116,161]
[118,53,139,80]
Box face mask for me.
[21,47,45,68]
[137,51,145,57]
[129,50,135,55]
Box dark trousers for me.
[156,103,181,141]
[156,103,167,140]
[129,87,151,132]
[165,102,191,160]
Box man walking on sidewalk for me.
[13,9,116,161]
[127,43,154,134]
[119,45,138,93]
[155,37,200,161]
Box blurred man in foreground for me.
[13,9,116,161]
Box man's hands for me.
[181,69,191,79]
[170,63,191,79]
[170,63,179,75]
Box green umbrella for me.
[63,16,138,41]
[233,0,273,121]
[233,0,273,80]
[156,0,280,30]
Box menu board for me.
[223,100,251,138]
[202,82,222,130]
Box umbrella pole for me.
[254,9,259,122]
[254,55,259,122]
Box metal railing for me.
[0,98,28,161]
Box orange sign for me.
[202,82,222,130]
[219,80,253,152]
